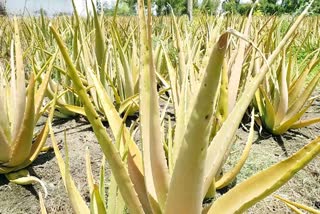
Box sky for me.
[5,0,95,16]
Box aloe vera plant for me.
[255,49,320,135]
[0,19,54,194]
[46,1,320,213]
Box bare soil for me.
[0,100,319,214]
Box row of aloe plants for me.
[0,0,319,213]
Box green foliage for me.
[237,3,253,15]
[155,0,186,15]
[200,0,220,15]
[104,2,135,16]
[222,0,241,14]
[258,0,284,15]
[223,0,320,15]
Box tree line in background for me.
[101,0,320,16]
[101,0,221,16]
[223,0,320,15]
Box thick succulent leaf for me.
[128,150,160,213]
[212,61,228,136]
[91,0,106,87]
[85,148,95,193]
[50,125,90,214]
[275,52,288,124]
[137,0,170,209]
[90,184,107,214]
[288,51,320,107]
[118,94,139,115]
[228,8,253,113]
[0,71,11,143]
[216,110,255,189]
[291,117,320,129]
[8,41,16,133]
[0,128,10,164]
[6,75,35,167]
[206,137,320,214]
[285,70,320,121]
[275,195,320,214]
[38,191,48,214]
[50,25,143,214]
[59,104,86,116]
[111,26,134,98]
[65,138,91,214]
[86,68,154,212]
[172,12,186,89]
[34,54,56,119]
[12,18,26,140]
[162,43,179,114]
[99,156,106,209]
[9,88,56,173]
[165,33,228,214]
[274,101,313,135]
[0,92,53,173]
[86,69,143,165]
[259,87,276,130]
[107,174,118,213]
[14,123,50,172]
[172,67,191,165]
[5,169,48,197]
[203,3,311,196]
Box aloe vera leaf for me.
[206,137,320,214]
[216,110,255,189]
[165,33,228,214]
[90,184,107,214]
[275,195,320,214]
[5,169,47,197]
[172,13,186,89]
[137,0,170,209]
[50,25,144,214]
[0,72,11,143]
[107,173,118,213]
[204,3,312,197]
[6,75,35,167]
[258,87,276,133]
[59,104,86,116]
[288,52,320,107]
[34,55,55,120]
[291,117,320,129]
[273,101,313,135]
[87,148,106,214]
[111,26,134,97]
[90,0,106,88]
[12,19,26,140]
[118,94,139,115]
[275,51,289,124]
[172,61,191,165]
[6,89,57,174]
[86,68,156,212]
[51,129,90,214]
[85,148,95,193]
[99,156,106,209]
[285,70,320,121]
[162,43,179,114]
[38,192,47,214]
[228,7,253,113]
[0,128,10,164]
[128,151,158,214]
[212,60,228,136]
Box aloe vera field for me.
[0,0,320,213]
